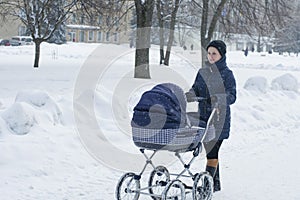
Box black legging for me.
[203,140,223,159]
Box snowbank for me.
[1,90,62,135]
[1,102,35,135]
[16,90,51,107]
[271,73,299,92]
[243,73,299,93]
[243,76,268,93]
[15,90,62,124]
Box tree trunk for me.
[134,48,150,78]
[200,0,209,66]
[134,0,154,79]
[135,26,152,78]
[199,0,228,67]
[164,0,180,66]
[33,40,43,68]
[257,34,261,52]
[156,0,165,65]
[164,29,173,66]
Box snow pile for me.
[16,90,51,107]
[15,90,62,124]
[1,102,35,135]
[243,76,268,93]
[1,90,62,135]
[271,73,299,92]
[243,73,299,93]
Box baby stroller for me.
[115,83,217,200]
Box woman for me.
[186,40,237,192]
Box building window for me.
[18,26,27,36]
[88,31,94,41]
[98,16,102,25]
[97,32,102,42]
[106,32,110,42]
[80,15,85,24]
[89,16,95,25]
[113,32,118,42]
[106,16,110,26]
[72,13,76,23]
[80,31,85,42]
[69,32,76,42]
[114,17,119,27]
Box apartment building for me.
[0,3,132,44]
[65,10,131,44]
[0,17,27,39]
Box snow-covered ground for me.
[0,43,299,200]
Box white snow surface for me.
[0,43,300,200]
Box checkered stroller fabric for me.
[131,83,206,151]
[132,126,205,151]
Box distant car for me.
[9,40,20,46]
[11,36,33,45]
[0,39,10,46]
[23,37,34,45]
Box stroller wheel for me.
[192,172,213,200]
[115,172,140,200]
[149,166,170,199]
[162,180,186,200]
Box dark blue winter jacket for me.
[188,56,236,140]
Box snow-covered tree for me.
[77,0,130,32]
[0,0,77,67]
[151,0,180,65]
[23,0,76,67]
[47,0,67,44]
[176,1,201,47]
[180,0,228,63]
[273,1,300,54]
[153,0,180,66]
[219,0,292,52]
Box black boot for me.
[205,165,216,177]
[203,166,216,198]
[213,164,221,192]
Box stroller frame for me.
[116,107,218,200]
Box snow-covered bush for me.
[16,90,62,124]
[1,102,35,135]
[16,90,50,107]
[271,73,299,92]
[243,76,268,93]
[1,91,64,135]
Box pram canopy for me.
[131,83,206,151]
[131,83,187,129]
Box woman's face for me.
[207,46,222,64]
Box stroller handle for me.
[201,106,219,143]
[188,97,220,110]
[188,97,206,102]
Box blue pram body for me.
[131,83,206,152]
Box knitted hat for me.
[206,40,227,57]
